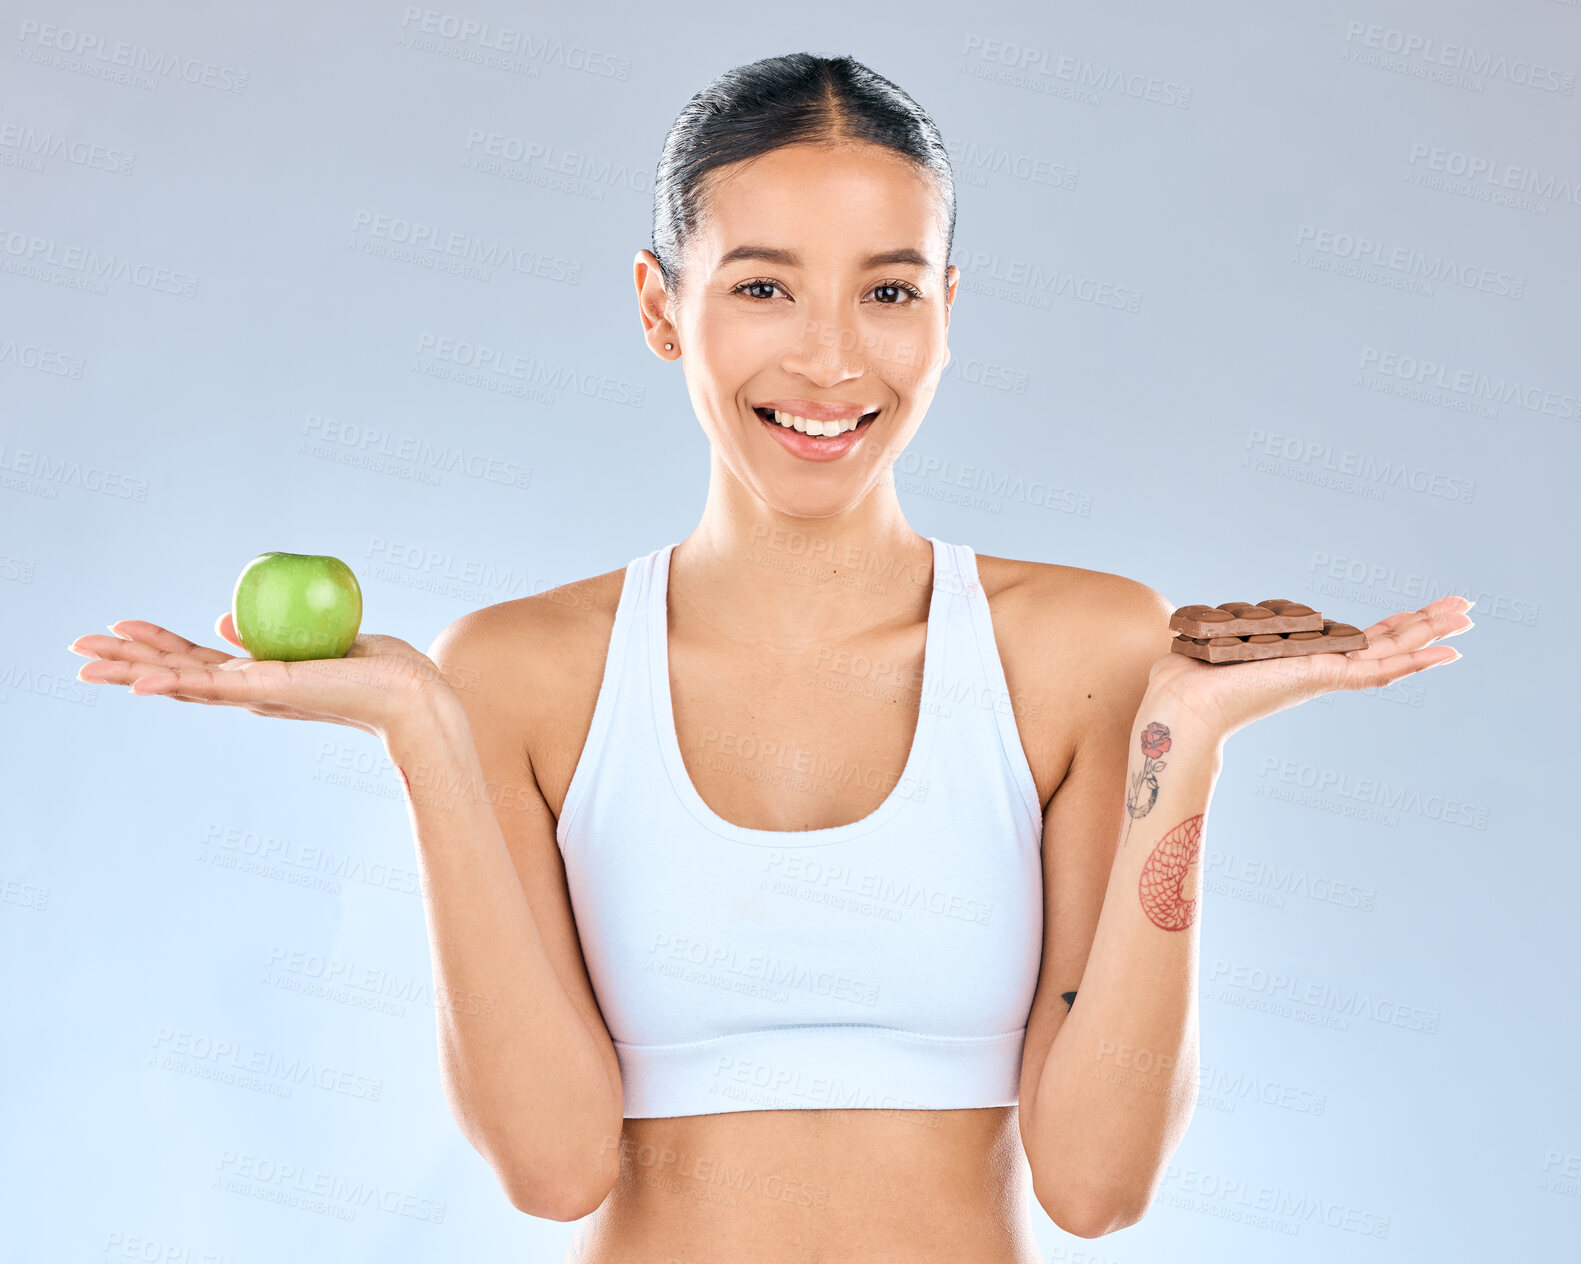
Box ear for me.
[634,249,678,358]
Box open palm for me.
[68,613,448,737]
[1146,593,1473,736]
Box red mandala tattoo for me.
[1138,813,1204,931]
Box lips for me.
[753,405,879,459]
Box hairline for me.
[672,139,953,297]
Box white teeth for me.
[769,409,868,436]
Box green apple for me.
[232,552,362,661]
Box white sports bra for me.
[555,537,1045,1119]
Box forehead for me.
[695,142,945,270]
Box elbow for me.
[451,1086,622,1221]
[487,1125,620,1222]
[502,1164,615,1222]
[1038,1193,1145,1239]
[1033,1179,1149,1239]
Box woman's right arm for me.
[397,609,624,1220]
[72,607,624,1218]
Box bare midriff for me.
[568,1107,1044,1263]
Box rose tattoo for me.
[1122,721,1171,848]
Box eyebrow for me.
[714,244,933,273]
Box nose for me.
[781,309,865,389]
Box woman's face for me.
[637,140,958,517]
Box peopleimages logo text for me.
[1295,225,1524,298]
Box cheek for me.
[688,311,779,393]
[868,321,945,389]
[692,304,777,351]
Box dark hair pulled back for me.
[651,52,956,300]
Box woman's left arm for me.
[1019,588,1472,1238]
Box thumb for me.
[215,611,245,650]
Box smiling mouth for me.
[753,406,880,437]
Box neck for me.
[670,467,935,647]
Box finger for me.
[1352,595,1473,660]
[71,621,237,675]
[127,659,287,704]
[70,627,178,663]
[69,635,171,681]
[1354,598,1455,652]
[1344,642,1460,691]
[67,629,139,657]
[75,651,231,695]
[71,636,242,686]
[109,619,236,664]
[75,653,238,694]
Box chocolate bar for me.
[1171,619,1368,663]
[1170,600,1323,639]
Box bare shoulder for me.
[425,564,628,810]
[973,549,1176,658]
[971,550,1178,804]
[428,565,626,683]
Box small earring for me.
[665,342,674,351]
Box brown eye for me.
[870,281,923,305]
[731,279,784,300]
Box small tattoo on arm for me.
[1122,721,1171,847]
[1138,813,1204,931]
[1061,991,1077,1011]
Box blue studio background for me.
[4,0,1577,1260]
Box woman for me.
[70,53,1470,1261]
